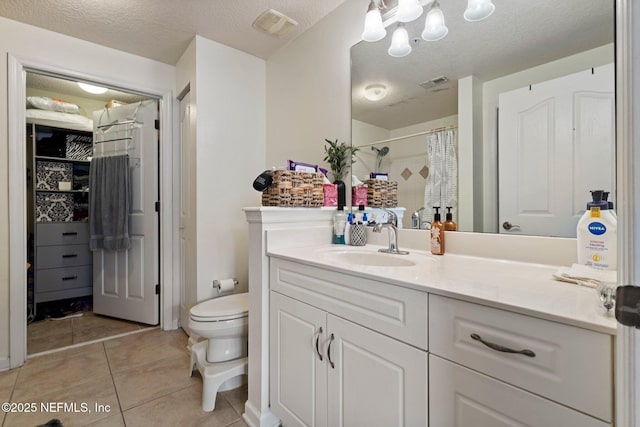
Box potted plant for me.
[323,138,359,182]
[323,138,359,207]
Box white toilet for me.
[188,292,249,412]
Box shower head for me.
[371,146,390,157]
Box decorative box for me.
[323,184,338,207]
[352,186,368,207]
[35,192,74,222]
[36,161,73,190]
[261,170,324,207]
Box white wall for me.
[266,0,367,170]
[193,36,266,301]
[0,16,176,369]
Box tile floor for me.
[27,312,150,355]
[1,328,249,427]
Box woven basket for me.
[261,170,324,207]
[364,179,398,207]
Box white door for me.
[326,315,428,427]
[179,92,197,332]
[499,64,614,237]
[270,291,328,427]
[92,100,159,324]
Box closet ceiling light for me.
[78,82,108,94]
[362,0,495,57]
[364,84,388,101]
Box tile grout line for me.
[102,341,127,425]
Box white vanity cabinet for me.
[269,259,429,427]
[429,295,613,426]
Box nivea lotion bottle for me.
[577,190,617,270]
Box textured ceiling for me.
[352,0,614,130]
[0,0,348,64]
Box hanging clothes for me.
[423,129,458,226]
[89,154,131,251]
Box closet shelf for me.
[35,155,90,164]
[35,189,88,194]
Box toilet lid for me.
[190,293,248,321]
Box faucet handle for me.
[381,208,397,227]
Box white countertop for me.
[267,244,617,335]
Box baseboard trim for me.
[243,401,280,427]
[0,357,10,372]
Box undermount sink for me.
[327,250,417,267]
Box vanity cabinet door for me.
[430,355,610,427]
[270,291,328,427]
[326,314,428,427]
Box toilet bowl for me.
[188,292,249,412]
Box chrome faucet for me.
[373,209,409,255]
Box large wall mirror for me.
[351,0,614,237]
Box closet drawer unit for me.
[37,222,89,246]
[36,244,92,269]
[429,295,613,422]
[429,355,609,427]
[35,265,92,293]
[270,258,428,350]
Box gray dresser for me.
[35,222,93,302]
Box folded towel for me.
[552,264,617,289]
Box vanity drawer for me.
[429,295,612,422]
[429,355,609,427]
[37,222,89,246]
[270,258,428,350]
[37,244,92,269]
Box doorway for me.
[24,71,161,355]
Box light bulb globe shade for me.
[364,84,387,101]
[388,25,412,58]
[362,8,386,42]
[396,0,423,23]
[464,0,495,22]
[78,82,108,94]
[421,6,448,41]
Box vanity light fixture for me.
[463,0,495,22]
[362,0,387,42]
[421,0,448,41]
[364,84,388,101]
[78,82,108,94]
[388,23,412,58]
[397,0,423,23]
[362,0,495,57]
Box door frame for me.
[8,55,177,368]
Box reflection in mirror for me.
[351,0,614,237]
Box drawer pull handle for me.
[62,232,78,236]
[314,327,323,361]
[327,333,335,369]
[470,333,536,358]
[62,276,78,281]
[62,254,78,258]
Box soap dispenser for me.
[332,205,347,245]
[430,207,445,255]
[444,207,457,231]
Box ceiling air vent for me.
[253,9,299,38]
[420,76,449,90]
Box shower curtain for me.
[423,129,458,226]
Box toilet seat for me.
[190,292,248,322]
